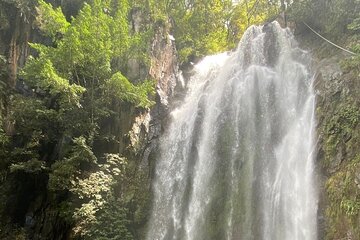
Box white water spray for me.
[146,22,318,240]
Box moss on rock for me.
[315,53,360,239]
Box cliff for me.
[296,27,360,239]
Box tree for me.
[168,0,233,63]
[227,0,278,48]
[3,0,155,238]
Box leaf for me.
[36,0,70,39]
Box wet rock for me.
[313,51,360,239]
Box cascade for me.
[146,22,318,240]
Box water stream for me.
[146,22,318,240]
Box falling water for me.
[146,22,318,240]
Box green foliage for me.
[61,136,97,164]
[58,1,113,79]
[49,137,97,191]
[110,0,131,58]
[289,0,360,37]
[340,198,360,216]
[0,225,26,240]
[318,66,360,239]
[29,0,154,104]
[170,0,233,62]
[3,2,156,237]
[45,135,132,239]
[325,155,360,239]
[343,53,360,74]
[8,135,40,175]
[10,159,46,173]
[325,0,360,36]
[21,55,85,109]
[227,0,278,48]
[1,0,37,21]
[340,16,360,96]
[323,101,360,169]
[49,160,78,191]
[142,0,279,63]
[325,104,359,136]
[0,7,9,30]
[35,0,70,39]
[348,17,360,32]
[103,72,155,108]
[86,200,133,240]
[122,29,153,76]
[67,153,130,238]
[11,95,61,141]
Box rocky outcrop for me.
[0,0,83,89]
[128,19,180,172]
[149,25,178,107]
[143,24,179,165]
[313,51,360,239]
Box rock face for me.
[122,18,181,240]
[0,3,31,88]
[128,19,180,171]
[314,53,360,239]
[0,1,34,138]
[149,24,178,107]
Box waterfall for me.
[146,22,318,240]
